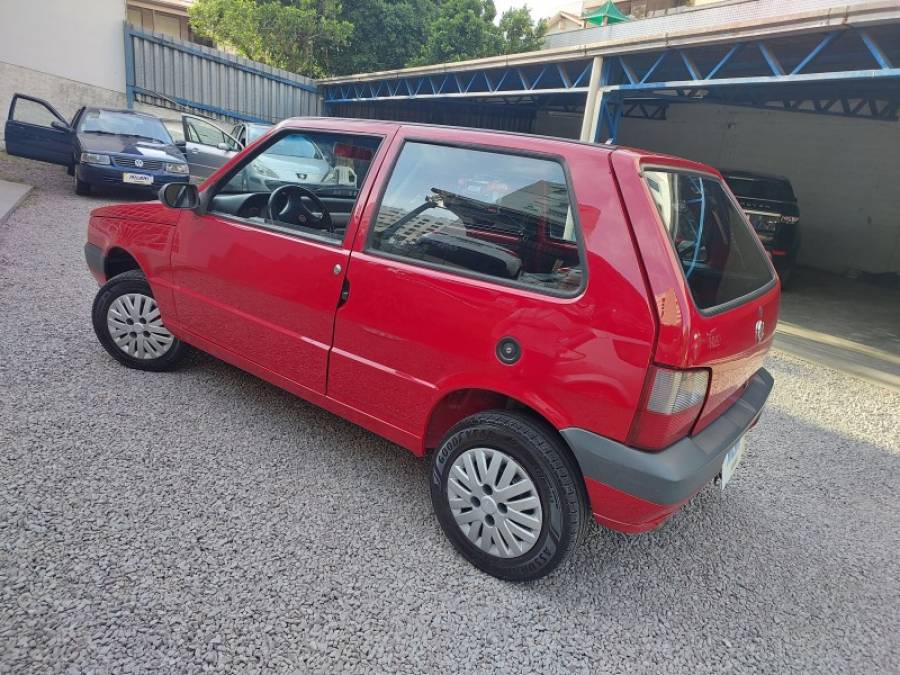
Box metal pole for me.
[579,56,603,141]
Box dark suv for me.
[721,169,800,285]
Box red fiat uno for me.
[85,119,778,581]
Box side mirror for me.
[51,120,72,133]
[217,142,231,151]
[159,182,199,209]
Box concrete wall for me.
[0,0,125,94]
[0,0,126,145]
[616,104,900,275]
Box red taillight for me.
[627,366,710,451]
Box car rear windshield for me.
[723,174,795,203]
[643,169,774,311]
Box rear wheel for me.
[91,270,188,371]
[430,410,588,581]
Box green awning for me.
[584,1,630,26]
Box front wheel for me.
[91,270,188,371]
[74,171,91,196]
[430,410,589,582]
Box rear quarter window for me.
[643,168,774,311]
[368,142,584,295]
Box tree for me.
[499,6,546,55]
[411,0,504,66]
[188,0,353,78]
[331,0,438,76]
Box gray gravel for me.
[1,153,899,674]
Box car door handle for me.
[188,147,200,154]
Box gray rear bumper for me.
[561,368,774,505]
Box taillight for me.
[627,366,710,451]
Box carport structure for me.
[319,1,900,144]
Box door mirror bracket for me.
[159,182,200,210]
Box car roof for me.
[82,107,161,120]
[274,117,723,178]
[279,116,622,153]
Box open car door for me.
[5,94,74,166]
[180,114,242,180]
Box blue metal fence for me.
[124,24,321,125]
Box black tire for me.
[74,173,91,196]
[91,270,188,371]
[430,410,589,582]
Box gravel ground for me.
[1,154,898,674]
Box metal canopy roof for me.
[321,2,900,141]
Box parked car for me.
[230,121,272,147]
[720,169,801,285]
[4,94,189,195]
[178,114,243,180]
[83,119,779,581]
[177,116,350,192]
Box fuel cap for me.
[496,337,521,365]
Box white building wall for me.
[0,0,127,144]
[616,104,900,275]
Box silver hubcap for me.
[447,447,544,558]
[106,292,173,359]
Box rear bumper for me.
[562,368,774,533]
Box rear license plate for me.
[721,436,747,490]
[123,172,153,185]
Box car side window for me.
[185,117,237,150]
[208,130,382,244]
[11,98,61,128]
[368,142,583,293]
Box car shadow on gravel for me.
[162,346,899,604]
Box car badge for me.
[755,319,765,343]
[134,158,144,168]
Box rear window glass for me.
[724,175,795,202]
[643,169,774,311]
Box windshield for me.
[724,174,795,202]
[79,110,172,144]
[644,169,774,311]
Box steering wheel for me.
[267,185,333,233]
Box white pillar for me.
[579,56,604,142]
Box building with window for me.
[126,0,211,45]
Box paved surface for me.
[0,176,32,225]
[1,154,899,674]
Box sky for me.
[494,0,583,21]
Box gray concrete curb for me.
[0,178,33,225]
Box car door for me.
[328,127,630,446]
[169,124,393,395]
[181,114,241,180]
[4,94,74,166]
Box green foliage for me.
[331,0,438,76]
[498,6,547,55]
[188,0,353,78]
[411,0,502,66]
[189,0,546,77]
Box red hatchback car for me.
[84,118,779,581]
